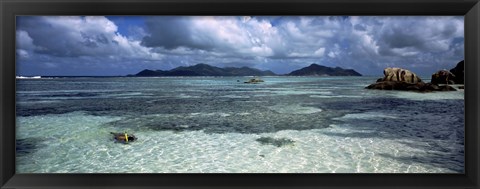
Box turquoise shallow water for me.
[16,76,464,173]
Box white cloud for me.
[17,16,162,60]
[314,48,326,57]
[16,49,29,58]
[16,30,35,50]
[328,51,336,58]
[142,16,287,62]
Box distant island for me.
[287,64,362,76]
[131,63,362,77]
[133,63,276,77]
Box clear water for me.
[16,76,465,173]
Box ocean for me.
[15,76,465,173]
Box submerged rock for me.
[256,137,295,147]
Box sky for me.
[16,16,464,76]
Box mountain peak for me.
[192,63,212,67]
[288,64,361,76]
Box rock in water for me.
[244,78,264,84]
[110,132,137,143]
[449,60,464,84]
[381,67,422,84]
[366,67,456,92]
[431,70,456,84]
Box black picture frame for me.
[1,0,479,188]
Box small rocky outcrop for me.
[110,132,137,143]
[244,78,264,84]
[366,67,456,92]
[381,67,422,84]
[431,70,456,85]
[429,60,464,85]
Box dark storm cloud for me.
[354,24,367,31]
[141,17,215,50]
[376,17,462,57]
[17,16,107,57]
[381,30,423,49]
[141,16,277,59]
